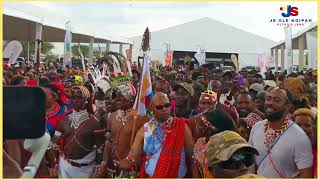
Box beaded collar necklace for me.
[264,118,290,149]
[263,118,291,178]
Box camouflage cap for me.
[173,82,194,96]
[206,131,258,165]
[236,173,265,178]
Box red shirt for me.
[313,148,317,178]
[220,103,239,127]
[27,80,37,87]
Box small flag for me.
[132,54,153,116]
[194,48,206,66]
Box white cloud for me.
[5,1,318,54]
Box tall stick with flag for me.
[130,27,153,146]
[63,21,72,69]
[132,53,153,116]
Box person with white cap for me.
[264,80,277,91]
[249,83,264,100]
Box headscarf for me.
[283,77,306,101]
[293,108,315,120]
[71,86,91,99]
[41,83,64,106]
[50,82,68,104]
[115,83,136,100]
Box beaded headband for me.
[200,90,217,102]
[270,87,287,97]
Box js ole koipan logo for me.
[280,5,298,17]
[269,5,312,26]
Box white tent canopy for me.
[130,17,276,67]
[4,15,96,43]
[3,2,132,44]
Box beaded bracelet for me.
[192,155,198,164]
[126,154,136,163]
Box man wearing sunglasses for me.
[116,92,198,178]
[206,131,260,178]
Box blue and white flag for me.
[63,22,72,68]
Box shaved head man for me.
[116,92,199,178]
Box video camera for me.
[4,86,51,178]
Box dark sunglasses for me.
[155,103,171,110]
[218,152,254,170]
[70,95,86,100]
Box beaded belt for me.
[62,154,95,168]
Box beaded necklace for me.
[144,117,173,166]
[200,116,216,131]
[112,109,132,159]
[263,119,289,149]
[263,118,290,178]
[69,109,90,129]
[115,109,131,125]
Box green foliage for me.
[71,44,89,58]
[93,50,102,59]
[20,41,55,61]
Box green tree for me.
[20,41,55,61]
[93,50,102,59]
[71,44,89,58]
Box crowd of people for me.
[3,55,318,178]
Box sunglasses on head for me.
[217,152,254,170]
[155,103,171,110]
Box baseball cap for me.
[173,82,194,96]
[264,80,276,88]
[256,91,267,99]
[249,83,264,92]
[206,131,258,165]
[222,70,234,77]
[236,173,265,178]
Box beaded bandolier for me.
[95,27,151,178]
[92,52,137,179]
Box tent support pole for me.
[89,37,94,65]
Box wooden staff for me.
[130,27,150,147]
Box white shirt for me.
[219,91,235,105]
[249,120,313,178]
